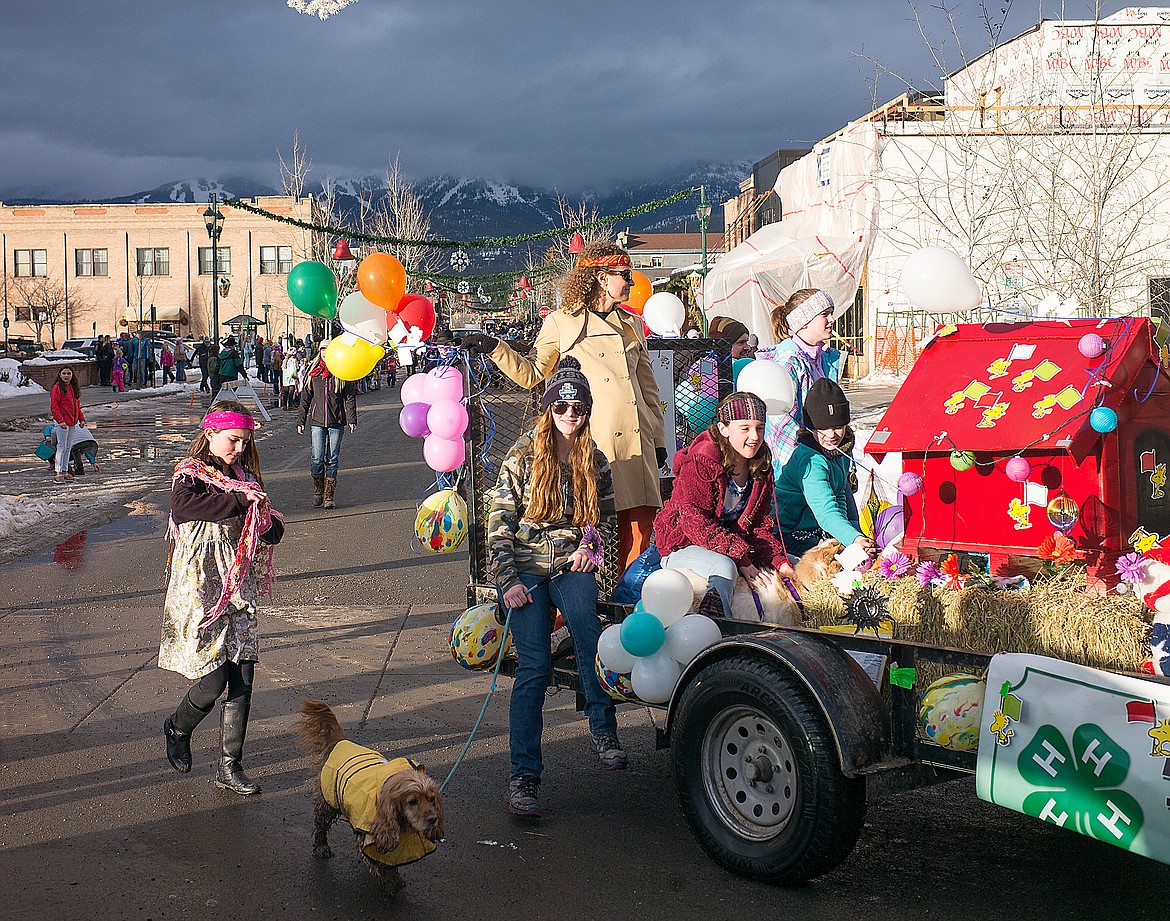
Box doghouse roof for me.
[867,318,1163,455]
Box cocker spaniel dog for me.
[294,699,445,898]
[794,538,845,593]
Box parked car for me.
[60,338,99,358]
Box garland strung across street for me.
[222,187,698,250]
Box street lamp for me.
[695,185,712,335]
[203,195,225,351]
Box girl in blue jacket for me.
[773,378,875,560]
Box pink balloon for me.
[427,399,469,440]
[400,373,430,406]
[399,402,431,438]
[424,366,463,404]
[423,434,466,472]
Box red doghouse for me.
[867,318,1170,584]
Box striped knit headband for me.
[717,393,767,424]
[786,289,835,333]
[578,253,631,268]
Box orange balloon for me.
[627,270,653,311]
[621,302,644,317]
[357,252,407,312]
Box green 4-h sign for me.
[978,654,1170,866]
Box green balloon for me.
[287,261,338,319]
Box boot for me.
[164,693,213,773]
[312,473,325,507]
[214,699,261,795]
[323,477,337,509]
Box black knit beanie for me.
[802,378,850,430]
[541,356,593,410]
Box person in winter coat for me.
[280,348,301,411]
[213,337,243,400]
[174,334,188,382]
[755,288,844,472]
[195,339,212,393]
[297,354,358,509]
[463,241,666,571]
[160,400,284,795]
[773,378,873,559]
[654,392,796,617]
[160,343,175,384]
[49,366,86,485]
[111,346,127,392]
[126,332,140,385]
[486,359,621,818]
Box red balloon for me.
[397,294,436,340]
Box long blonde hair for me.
[523,410,600,527]
[188,399,264,487]
[559,240,630,318]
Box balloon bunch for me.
[286,251,438,382]
[399,364,468,474]
[595,569,722,704]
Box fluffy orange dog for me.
[294,699,445,898]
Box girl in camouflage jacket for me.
[486,358,622,818]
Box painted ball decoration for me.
[918,673,986,752]
[414,488,468,553]
[449,603,512,670]
[1047,494,1080,532]
[1089,406,1118,433]
[594,653,639,702]
[950,450,976,472]
[897,472,924,496]
[1078,333,1106,358]
[1005,456,1032,483]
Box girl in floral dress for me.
[160,400,284,795]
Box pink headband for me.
[202,411,256,431]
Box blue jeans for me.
[505,570,616,781]
[310,425,344,478]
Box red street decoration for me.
[332,239,355,262]
[518,274,533,290]
[568,232,584,255]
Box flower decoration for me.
[878,550,914,579]
[916,560,943,587]
[581,524,604,568]
[1115,552,1147,585]
[1038,534,1077,566]
[940,554,967,591]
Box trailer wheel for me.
[672,654,867,884]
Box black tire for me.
[672,654,867,884]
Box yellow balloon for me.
[323,336,382,381]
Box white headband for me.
[786,290,835,333]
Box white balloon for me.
[900,247,979,315]
[597,623,636,674]
[664,614,723,666]
[642,292,686,336]
[630,649,682,704]
[339,291,389,344]
[640,569,694,628]
[736,359,796,415]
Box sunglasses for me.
[551,401,589,416]
[604,269,634,283]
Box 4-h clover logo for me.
[1018,723,1144,849]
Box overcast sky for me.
[0,0,1117,200]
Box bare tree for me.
[277,131,321,263]
[358,156,442,288]
[10,275,76,347]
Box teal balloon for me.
[732,357,752,387]
[676,379,717,431]
[620,611,666,658]
[287,261,339,319]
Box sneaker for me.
[506,775,541,817]
[592,732,628,771]
[54,473,67,485]
[696,587,726,619]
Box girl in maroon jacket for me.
[653,392,796,617]
[49,367,85,484]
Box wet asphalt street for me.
[1,378,1167,921]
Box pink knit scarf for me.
[169,457,281,627]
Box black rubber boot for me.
[164,693,213,773]
[214,699,261,795]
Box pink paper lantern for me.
[1078,333,1106,359]
[1005,456,1032,483]
[897,472,923,497]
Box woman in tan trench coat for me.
[463,241,665,570]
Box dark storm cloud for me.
[0,0,1111,199]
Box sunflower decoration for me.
[843,586,892,635]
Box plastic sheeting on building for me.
[702,123,880,346]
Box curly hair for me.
[770,288,821,340]
[523,410,600,527]
[559,240,630,317]
[187,399,265,487]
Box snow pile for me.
[26,349,89,365]
[0,358,45,399]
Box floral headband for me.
[202,410,256,431]
[578,253,631,268]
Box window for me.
[650,256,664,268]
[14,249,47,277]
[1150,277,1170,326]
[75,248,109,277]
[136,247,170,276]
[259,245,293,274]
[197,246,231,275]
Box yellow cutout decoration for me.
[1053,386,1082,410]
[1031,394,1057,418]
[987,358,1013,379]
[1012,369,1036,392]
[944,391,967,414]
[977,402,1011,428]
[1152,464,1166,500]
[1032,359,1061,381]
[1007,497,1032,530]
[1130,527,1164,553]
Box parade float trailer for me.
[445,334,1170,885]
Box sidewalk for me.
[0,380,203,426]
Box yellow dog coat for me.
[320,740,438,867]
